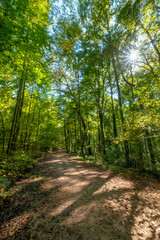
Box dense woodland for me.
[0,0,160,188]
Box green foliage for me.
[33,150,44,159]
[51,0,160,173]
[0,0,160,188]
[0,151,37,190]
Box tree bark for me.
[0,112,5,158]
[112,57,131,167]
[64,119,69,153]
[23,88,33,150]
[36,109,41,146]
[146,130,155,168]
[108,67,117,138]
[7,58,26,154]
[99,109,106,157]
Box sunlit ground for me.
[0,150,160,240]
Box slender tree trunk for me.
[98,124,101,155]
[0,112,5,158]
[26,103,36,151]
[79,115,84,157]
[23,88,33,150]
[146,130,156,170]
[78,111,84,157]
[77,78,84,157]
[112,57,131,167]
[99,110,106,157]
[74,122,77,153]
[35,108,41,150]
[68,129,71,153]
[64,119,68,153]
[96,76,106,158]
[12,76,26,151]
[87,121,92,155]
[108,68,117,138]
[138,138,144,170]
[7,58,26,154]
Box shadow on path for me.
[0,150,160,240]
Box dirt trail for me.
[0,150,160,240]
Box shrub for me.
[32,150,43,158]
[0,151,37,191]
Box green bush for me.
[32,150,43,158]
[0,151,37,191]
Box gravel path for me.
[0,150,160,240]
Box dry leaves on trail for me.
[0,150,160,240]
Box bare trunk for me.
[64,119,68,153]
[98,124,101,155]
[77,78,84,157]
[26,103,36,151]
[23,88,33,150]
[0,112,5,158]
[146,130,155,169]
[87,121,92,155]
[35,108,41,150]
[112,58,131,167]
[7,58,26,154]
[12,76,26,151]
[108,69,117,138]
[99,110,106,157]
[78,110,84,157]
[74,122,77,153]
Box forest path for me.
[0,150,160,240]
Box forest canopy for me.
[0,0,160,186]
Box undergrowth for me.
[82,156,160,181]
[0,151,43,207]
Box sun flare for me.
[129,50,138,61]
[123,48,140,69]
